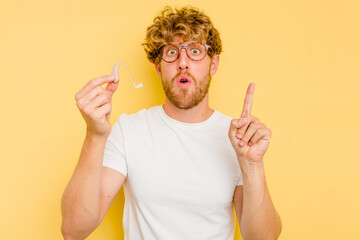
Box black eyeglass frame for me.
[158,42,211,63]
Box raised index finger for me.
[76,75,115,99]
[241,82,255,117]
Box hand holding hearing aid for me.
[75,74,119,139]
[74,63,143,139]
[75,63,143,138]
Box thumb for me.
[105,80,119,97]
[229,118,247,133]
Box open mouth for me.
[177,75,192,87]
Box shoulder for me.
[214,109,232,121]
[115,105,161,127]
[212,109,233,129]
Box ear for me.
[210,55,220,76]
[155,62,162,77]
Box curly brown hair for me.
[142,6,222,64]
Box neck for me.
[162,94,214,123]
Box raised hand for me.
[75,75,119,138]
[228,83,271,163]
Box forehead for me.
[170,36,204,46]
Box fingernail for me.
[236,133,242,139]
[240,118,246,125]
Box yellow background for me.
[1,0,359,239]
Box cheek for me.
[196,64,211,79]
[160,63,171,75]
[195,59,211,72]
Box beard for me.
[161,70,212,110]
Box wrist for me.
[85,130,109,142]
[237,158,265,179]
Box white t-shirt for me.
[103,105,243,240]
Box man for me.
[61,6,282,240]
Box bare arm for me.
[61,135,126,240]
[61,75,125,240]
[233,162,281,240]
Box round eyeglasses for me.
[159,42,211,63]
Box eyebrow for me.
[169,41,199,46]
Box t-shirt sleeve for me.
[102,115,127,177]
[237,172,243,186]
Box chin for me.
[175,103,196,110]
[171,93,207,110]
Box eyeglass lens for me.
[161,42,206,62]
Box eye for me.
[167,49,177,55]
[191,48,201,55]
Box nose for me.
[177,48,189,70]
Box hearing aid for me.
[111,62,143,88]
